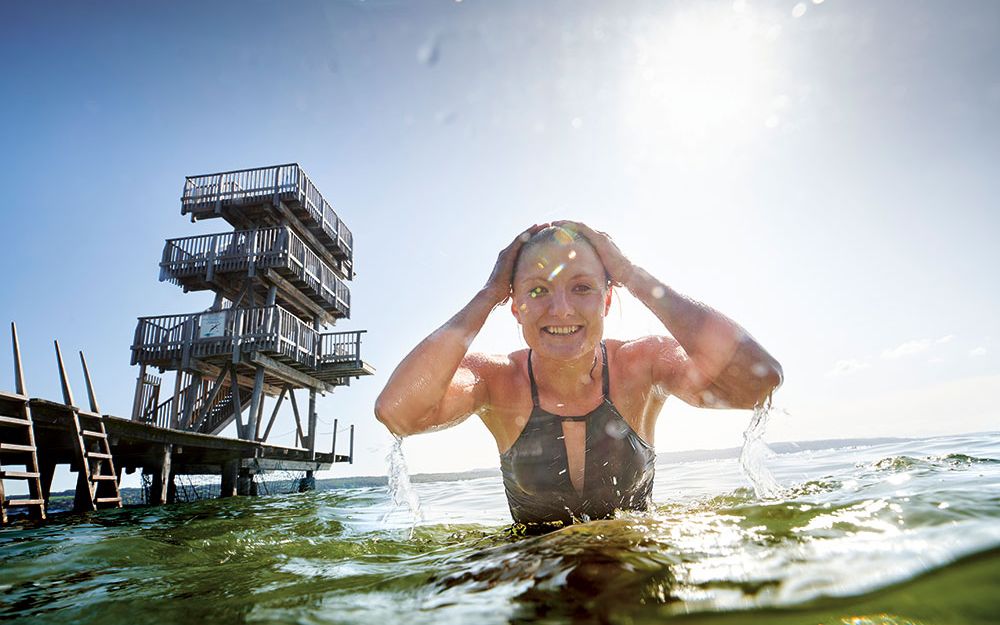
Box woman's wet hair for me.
[511,225,612,287]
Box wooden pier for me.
[1,163,372,524]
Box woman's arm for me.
[374,226,544,436]
[560,221,783,409]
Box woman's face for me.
[511,238,612,361]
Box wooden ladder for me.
[72,410,122,510]
[0,323,46,524]
[55,341,122,511]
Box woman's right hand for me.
[483,224,548,305]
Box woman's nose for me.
[548,288,573,317]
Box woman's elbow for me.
[754,359,783,404]
[374,394,411,438]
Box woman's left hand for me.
[553,220,635,287]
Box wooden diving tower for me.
[128,163,373,487]
[1,164,374,525]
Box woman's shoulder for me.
[607,336,684,377]
[462,349,528,378]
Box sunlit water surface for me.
[2,432,999,625]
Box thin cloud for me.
[828,359,871,377]
[970,347,987,357]
[882,339,932,359]
[882,335,956,359]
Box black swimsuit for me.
[499,342,656,529]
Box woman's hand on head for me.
[484,224,549,305]
[554,221,635,287]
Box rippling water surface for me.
[2,432,999,624]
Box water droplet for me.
[547,263,565,281]
[651,285,665,299]
[792,3,807,17]
[568,250,577,259]
[937,501,950,509]
[417,39,440,66]
[571,117,583,129]
[558,469,567,475]
[605,421,626,439]
[435,110,457,125]
[519,232,531,243]
[812,0,824,4]
[751,362,770,377]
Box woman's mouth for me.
[543,325,583,336]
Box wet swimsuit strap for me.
[527,342,610,417]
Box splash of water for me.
[384,436,424,529]
[738,399,783,499]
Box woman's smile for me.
[543,325,583,336]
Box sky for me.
[1,0,998,494]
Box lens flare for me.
[548,263,565,281]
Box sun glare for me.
[625,6,778,157]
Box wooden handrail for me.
[162,226,350,316]
[180,163,353,261]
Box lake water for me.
[1,432,998,624]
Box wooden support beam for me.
[180,373,203,429]
[248,366,265,441]
[79,351,101,414]
[261,386,287,442]
[149,445,172,505]
[307,318,320,460]
[11,322,26,396]
[307,389,317,460]
[248,352,335,393]
[230,366,246,439]
[188,358,282,396]
[237,468,252,496]
[166,470,177,504]
[288,388,305,448]
[349,424,354,464]
[171,371,183,429]
[54,340,75,407]
[220,459,238,498]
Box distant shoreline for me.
[43,431,998,498]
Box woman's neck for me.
[530,344,603,398]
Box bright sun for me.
[624,5,780,157]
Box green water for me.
[2,434,999,624]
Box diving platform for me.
[180,163,353,269]
[131,308,370,384]
[160,226,351,323]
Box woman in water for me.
[375,221,782,530]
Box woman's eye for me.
[573,284,593,293]
[529,286,547,298]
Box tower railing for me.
[131,306,366,374]
[160,226,350,317]
[180,163,353,260]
